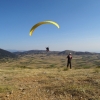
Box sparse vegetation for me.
[94,68,100,73]
[0,54,100,100]
[63,67,68,71]
[0,85,14,93]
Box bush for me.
[63,67,68,71]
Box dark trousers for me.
[67,61,71,69]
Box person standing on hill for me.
[67,53,72,69]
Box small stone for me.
[6,94,9,97]
[19,87,23,90]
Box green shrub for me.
[63,67,68,71]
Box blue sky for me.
[0,0,100,52]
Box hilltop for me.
[0,48,17,59]
[13,49,100,56]
[0,53,100,100]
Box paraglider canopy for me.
[29,20,59,52]
[29,20,60,36]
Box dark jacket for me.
[67,55,72,62]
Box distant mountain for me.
[13,49,100,56]
[1,48,99,60]
[13,50,59,56]
[0,48,17,59]
[7,49,26,52]
[58,50,98,55]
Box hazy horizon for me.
[5,49,100,53]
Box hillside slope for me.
[13,49,100,56]
[0,48,16,59]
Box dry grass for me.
[0,54,100,100]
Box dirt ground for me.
[0,55,100,100]
[0,68,100,100]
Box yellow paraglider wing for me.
[29,20,60,36]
